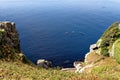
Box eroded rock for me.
[37,59,52,69]
[0,21,21,52]
[73,61,83,73]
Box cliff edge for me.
[0,21,30,63]
[1,21,120,80]
[74,22,120,78]
[85,22,120,63]
[0,21,21,52]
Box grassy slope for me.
[85,52,120,80]
[114,39,120,63]
[1,54,120,80]
[0,60,100,80]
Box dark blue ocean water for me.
[0,0,120,67]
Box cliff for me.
[0,21,30,63]
[0,21,93,80]
[0,21,21,52]
[0,21,120,80]
[74,22,120,77]
[85,22,120,63]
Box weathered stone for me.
[118,24,120,29]
[109,43,115,57]
[90,44,98,52]
[78,64,93,73]
[84,52,91,63]
[74,61,93,73]
[0,21,21,52]
[88,39,102,55]
[37,59,52,69]
[73,61,83,73]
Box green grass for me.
[100,22,120,56]
[92,65,120,80]
[0,61,80,80]
[114,39,120,63]
[92,65,113,74]
[0,60,108,80]
[1,58,120,80]
[91,59,120,80]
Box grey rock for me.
[37,59,52,69]
[73,61,83,73]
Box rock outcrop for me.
[73,61,83,73]
[0,21,31,64]
[85,22,120,60]
[37,59,52,69]
[0,21,52,67]
[0,21,21,53]
[74,22,120,73]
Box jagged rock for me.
[118,24,120,29]
[0,21,21,53]
[90,44,98,52]
[0,21,31,63]
[84,52,91,63]
[79,64,93,73]
[89,39,102,55]
[75,22,120,74]
[73,61,83,73]
[74,61,93,73]
[37,59,52,69]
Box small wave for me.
[79,32,86,35]
[71,31,75,33]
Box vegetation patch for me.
[114,39,120,63]
[100,22,120,56]
[92,65,113,74]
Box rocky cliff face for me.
[0,21,21,53]
[85,22,120,59]
[0,21,30,63]
[0,21,51,67]
[74,22,120,73]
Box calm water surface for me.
[0,0,120,67]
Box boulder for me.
[73,61,83,73]
[74,61,93,73]
[90,44,98,52]
[37,59,52,69]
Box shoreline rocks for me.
[37,59,52,69]
[73,61,83,73]
[73,60,93,73]
[73,39,102,73]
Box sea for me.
[0,0,120,67]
